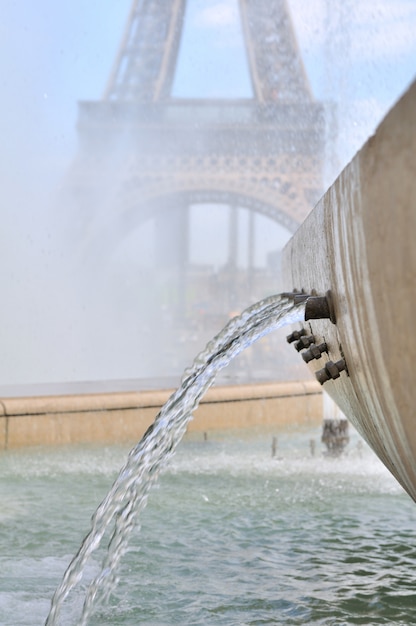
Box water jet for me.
[44,293,309,625]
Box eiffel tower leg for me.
[228,204,239,310]
[248,210,255,298]
[177,204,189,320]
[155,203,189,319]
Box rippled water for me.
[1,427,415,625]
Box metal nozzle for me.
[304,290,336,324]
[281,291,310,304]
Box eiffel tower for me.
[68,0,325,326]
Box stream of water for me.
[45,293,305,624]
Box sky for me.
[0,0,415,385]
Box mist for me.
[1,0,415,388]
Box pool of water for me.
[1,426,415,625]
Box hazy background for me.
[1,0,415,387]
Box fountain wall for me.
[0,381,322,448]
[282,79,416,500]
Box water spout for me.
[304,291,336,324]
[45,293,306,625]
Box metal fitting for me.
[304,290,336,324]
[302,342,328,363]
[294,335,315,352]
[315,359,347,385]
[286,328,307,344]
[293,294,310,305]
[281,291,310,303]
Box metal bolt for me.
[295,335,315,351]
[286,328,307,344]
[302,342,328,363]
[315,359,347,385]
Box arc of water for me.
[45,293,305,626]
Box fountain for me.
[40,78,416,624]
[1,3,415,623]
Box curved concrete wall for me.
[0,381,322,449]
[282,80,416,501]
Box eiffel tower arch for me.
[67,0,325,323]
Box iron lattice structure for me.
[69,0,326,270]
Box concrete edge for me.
[0,380,321,416]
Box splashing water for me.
[45,293,305,625]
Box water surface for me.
[1,427,415,625]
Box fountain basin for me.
[3,430,415,626]
[282,79,416,501]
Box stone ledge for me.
[0,381,322,449]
